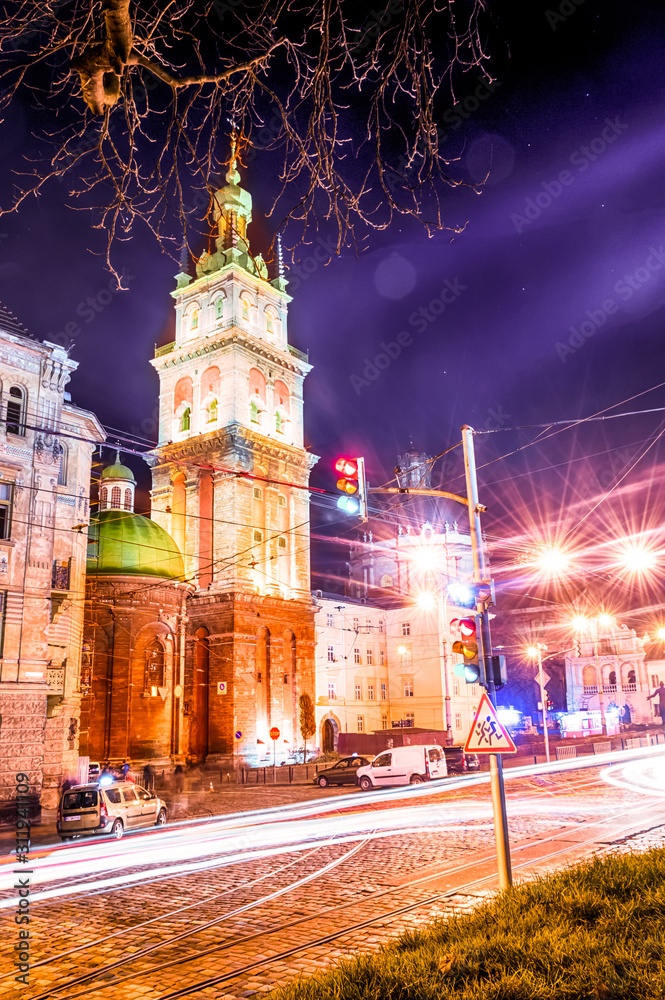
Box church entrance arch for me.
[322,715,339,753]
[190,627,209,760]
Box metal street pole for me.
[461,425,512,889]
[536,645,551,763]
[438,591,454,745]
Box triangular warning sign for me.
[464,692,517,755]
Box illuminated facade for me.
[148,154,318,765]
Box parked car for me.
[356,745,448,790]
[313,755,373,787]
[57,781,167,841]
[443,745,481,775]
[87,761,101,781]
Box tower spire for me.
[226,119,241,186]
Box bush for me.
[271,849,665,999]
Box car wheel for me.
[359,776,373,791]
[317,775,329,787]
[59,835,71,841]
[409,774,425,784]
[156,808,167,827]
[111,819,124,840]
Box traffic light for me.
[334,456,367,521]
[488,654,507,690]
[451,616,482,684]
[446,579,495,609]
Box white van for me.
[356,744,447,790]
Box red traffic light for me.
[335,457,358,477]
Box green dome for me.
[101,462,135,482]
[87,510,184,580]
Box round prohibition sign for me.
[235,730,242,740]
[269,727,280,740]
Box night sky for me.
[1,1,664,617]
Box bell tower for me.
[149,144,318,765]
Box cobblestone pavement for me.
[1,766,664,1000]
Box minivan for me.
[57,781,167,840]
[356,744,448,790]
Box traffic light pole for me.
[461,425,512,889]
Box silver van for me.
[356,744,448,790]
[57,781,167,840]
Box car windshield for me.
[62,790,97,810]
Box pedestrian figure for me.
[174,763,185,794]
[121,760,130,779]
[143,763,154,790]
[647,681,665,719]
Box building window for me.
[190,309,199,330]
[328,682,336,699]
[355,683,362,699]
[278,537,287,550]
[365,619,372,633]
[253,486,262,499]
[399,647,412,666]
[253,530,262,542]
[353,616,359,630]
[327,613,334,627]
[266,313,274,334]
[180,407,191,431]
[111,485,122,508]
[453,682,460,697]
[278,494,286,506]
[599,639,614,655]
[250,400,259,423]
[6,386,25,436]
[403,679,414,697]
[381,682,387,700]
[366,648,373,665]
[242,299,250,321]
[327,645,335,662]
[652,674,660,687]
[354,648,361,664]
[275,411,283,433]
[401,622,411,636]
[0,592,6,656]
[124,488,132,510]
[215,298,224,319]
[379,620,385,634]
[471,685,477,696]
[380,649,385,666]
[368,684,375,701]
[405,712,415,726]
[381,715,388,730]
[0,483,13,539]
[51,558,70,591]
[145,639,165,693]
[455,713,462,729]
[207,398,218,422]
[100,487,108,509]
[57,444,68,486]
[357,716,364,733]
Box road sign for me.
[464,692,517,755]
[235,730,242,740]
[269,726,280,740]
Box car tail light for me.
[425,755,431,778]
[99,799,108,826]
[462,758,467,771]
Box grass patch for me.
[270,848,665,1000]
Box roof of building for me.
[643,640,665,662]
[101,460,135,482]
[0,301,31,339]
[87,509,184,580]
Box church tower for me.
[149,146,318,765]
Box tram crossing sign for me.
[464,692,517,755]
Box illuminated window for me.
[405,712,414,726]
[354,648,361,664]
[253,530,262,542]
[357,716,364,733]
[111,486,122,508]
[381,682,387,700]
[278,537,287,550]
[190,309,199,330]
[328,682,336,699]
[354,683,362,699]
[242,299,250,321]
[6,386,25,436]
[275,411,283,433]
[327,646,335,662]
[253,487,262,499]
[455,713,462,729]
[180,407,191,431]
[401,622,411,636]
[215,298,224,319]
[145,639,165,692]
[250,401,259,423]
[403,680,414,698]
[278,494,286,506]
[0,483,13,540]
[366,648,373,665]
[368,684,375,701]
[381,715,388,730]
[207,398,218,422]
[266,313,274,334]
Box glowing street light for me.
[657,627,665,642]
[571,615,590,632]
[597,613,614,629]
[416,592,437,610]
[618,545,657,573]
[537,546,569,574]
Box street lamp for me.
[526,644,551,763]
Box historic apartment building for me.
[146,152,318,765]
[0,304,104,819]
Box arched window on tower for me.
[100,487,108,510]
[275,410,283,433]
[181,407,191,432]
[266,312,274,334]
[242,298,250,321]
[190,309,199,331]
[57,444,68,486]
[6,386,25,436]
[250,401,259,424]
[215,298,224,320]
[207,398,218,423]
[124,488,132,510]
[110,485,122,508]
[145,639,165,695]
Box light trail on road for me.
[602,754,665,797]
[1,745,662,911]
